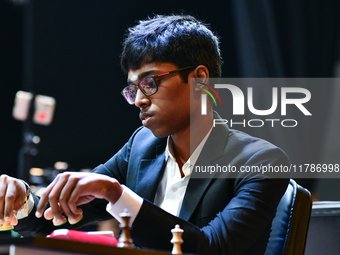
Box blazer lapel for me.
[179,120,230,221]
[179,178,214,221]
[134,145,166,202]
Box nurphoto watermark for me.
[190,78,340,179]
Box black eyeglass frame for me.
[121,66,195,104]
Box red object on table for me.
[48,229,118,246]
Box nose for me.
[134,88,150,109]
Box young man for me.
[0,15,289,254]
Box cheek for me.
[154,98,188,121]
[152,80,191,114]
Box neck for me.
[170,110,213,170]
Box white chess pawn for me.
[171,224,184,255]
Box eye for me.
[140,77,156,91]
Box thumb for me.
[43,207,54,220]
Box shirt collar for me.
[165,126,213,177]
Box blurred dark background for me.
[1,0,340,199]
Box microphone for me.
[12,91,56,126]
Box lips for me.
[139,112,155,126]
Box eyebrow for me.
[127,69,161,84]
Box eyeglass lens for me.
[124,76,157,104]
[123,86,137,104]
[139,77,157,95]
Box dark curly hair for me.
[120,14,222,80]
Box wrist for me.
[15,180,33,219]
[15,192,34,220]
[20,180,31,201]
[105,179,123,204]
[105,185,143,225]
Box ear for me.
[195,65,209,79]
[191,65,209,91]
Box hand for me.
[35,172,123,224]
[0,174,27,226]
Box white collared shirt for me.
[153,128,212,216]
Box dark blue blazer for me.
[15,122,289,255]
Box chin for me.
[148,127,169,138]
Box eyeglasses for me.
[121,66,195,104]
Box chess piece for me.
[117,208,135,248]
[0,221,14,231]
[52,216,67,226]
[171,224,184,255]
[68,214,83,225]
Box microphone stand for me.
[17,92,40,182]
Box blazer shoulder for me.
[227,128,287,156]
[130,126,167,157]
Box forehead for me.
[127,62,178,83]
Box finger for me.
[67,184,84,216]
[4,181,17,221]
[36,175,60,218]
[43,207,54,220]
[44,206,67,226]
[44,177,69,223]
[10,211,18,226]
[36,181,55,218]
[58,177,79,221]
[0,179,7,223]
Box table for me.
[0,236,173,255]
